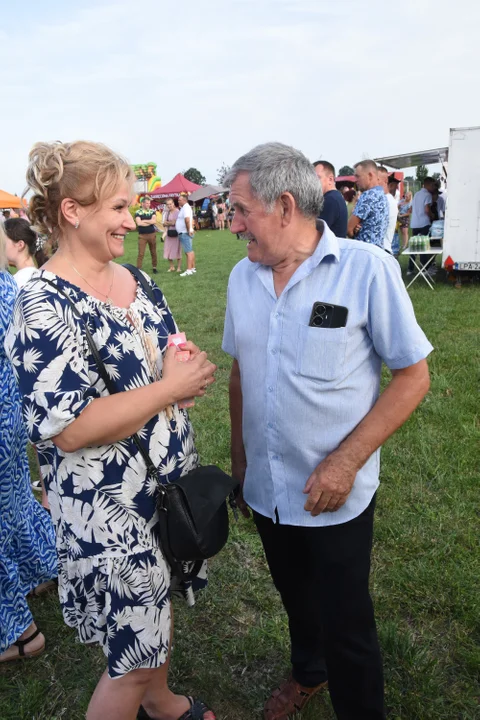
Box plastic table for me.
[401,247,443,289]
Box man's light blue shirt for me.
[222,223,433,527]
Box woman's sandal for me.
[264,675,328,719]
[138,696,215,720]
[0,628,45,663]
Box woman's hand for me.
[178,340,201,357]
[162,345,216,403]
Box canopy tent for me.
[188,184,226,203]
[0,189,24,209]
[148,173,201,199]
[375,147,448,169]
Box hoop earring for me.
[74,220,79,229]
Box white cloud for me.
[1,0,479,195]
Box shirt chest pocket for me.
[295,325,348,382]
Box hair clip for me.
[35,235,46,252]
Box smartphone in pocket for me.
[308,302,348,329]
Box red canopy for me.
[149,173,201,199]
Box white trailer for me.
[376,126,480,272]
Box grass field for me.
[1,230,479,720]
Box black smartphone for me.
[308,302,348,329]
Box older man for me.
[348,160,389,247]
[223,143,432,720]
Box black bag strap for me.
[41,276,164,488]
[122,264,155,304]
[123,264,177,336]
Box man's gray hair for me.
[225,142,323,218]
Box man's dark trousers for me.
[253,495,386,719]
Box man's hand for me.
[303,451,358,515]
[347,213,362,239]
[232,456,250,518]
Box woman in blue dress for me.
[5,141,217,720]
[0,224,57,663]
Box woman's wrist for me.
[155,379,177,408]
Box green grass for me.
[2,230,479,719]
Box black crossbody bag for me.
[165,210,179,237]
[43,265,238,582]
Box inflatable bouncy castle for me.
[132,163,162,198]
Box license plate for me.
[455,262,480,270]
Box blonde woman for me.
[0,224,57,664]
[398,191,413,250]
[162,198,181,272]
[5,141,216,720]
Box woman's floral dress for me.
[5,269,203,678]
[0,271,57,653]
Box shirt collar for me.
[311,221,340,266]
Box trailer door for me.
[443,126,480,270]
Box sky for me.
[1,0,479,195]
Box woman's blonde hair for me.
[0,222,7,270]
[26,141,134,239]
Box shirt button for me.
[272,455,279,460]
[268,386,274,392]
[275,312,280,319]
[271,348,277,355]
[267,422,273,429]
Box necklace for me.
[69,261,116,304]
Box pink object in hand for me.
[175,350,190,363]
[168,333,195,408]
[168,332,187,348]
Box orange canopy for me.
[0,189,24,209]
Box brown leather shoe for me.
[264,674,328,719]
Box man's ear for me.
[279,192,296,226]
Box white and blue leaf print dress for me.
[0,270,57,653]
[5,269,203,678]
